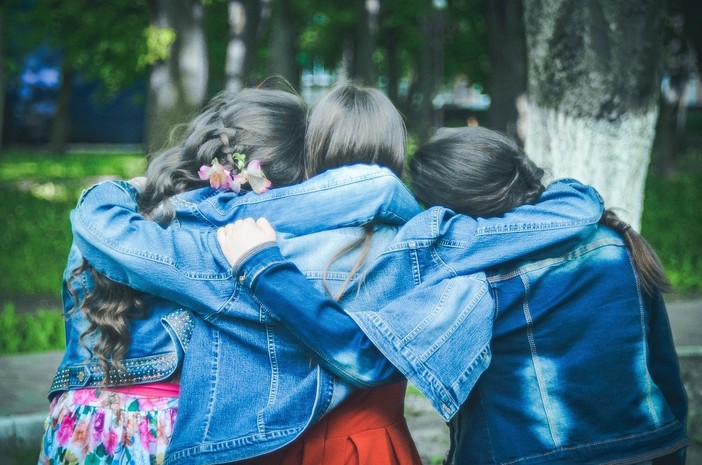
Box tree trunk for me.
[414,9,442,144]
[484,0,526,141]
[384,28,399,105]
[523,0,664,231]
[354,0,379,85]
[340,33,354,81]
[225,0,265,92]
[49,64,72,154]
[265,0,299,88]
[145,0,208,155]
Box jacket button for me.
[77,371,85,382]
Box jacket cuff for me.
[234,243,286,290]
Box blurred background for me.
[0,1,701,463]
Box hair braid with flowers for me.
[71,86,307,382]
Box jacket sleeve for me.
[432,178,606,275]
[70,165,420,314]
[195,163,422,232]
[236,244,402,387]
[71,180,237,315]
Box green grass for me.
[0,150,146,298]
[0,147,700,355]
[0,303,65,354]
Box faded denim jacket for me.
[71,164,608,464]
[232,188,689,463]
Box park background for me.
[0,1,701,464]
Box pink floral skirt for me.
[38,387,179,465]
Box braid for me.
[71,86,307,385]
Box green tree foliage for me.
[27,0,150,96]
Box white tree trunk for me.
[225,0,270,92]
[525,102,658,231]
[522,0,664,232]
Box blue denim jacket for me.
[71,165,418,464]
[234,202,689,462]
[50,243,193,397]
[71,165,609,464]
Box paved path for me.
[1,299,700,464]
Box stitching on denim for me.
[202,328,220,440]
[487,237,624,283]
[498,421,685,465]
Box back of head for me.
[141,86,307,222]
[409,126,545,217]
[78,85,308,378]
[304,82,406,178]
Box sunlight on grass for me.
[28,182,71,202]
[0,151,146,182]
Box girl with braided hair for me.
[216,126,688,465]
[39,86,308,465]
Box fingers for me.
[217,218,277,256]
[221,218,274,236]
[255,217,275,235]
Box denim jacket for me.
[71,165,418,464]
[50,243,194,397]
[71,165,609,464]
[234,199,689,462]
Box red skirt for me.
[239,381,422,465]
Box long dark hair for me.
[305,82,407,299]
[600,210,671,296]
[71,86,308,381]
[410,127,545,217]
[410,126,670,297]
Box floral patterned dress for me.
[38,388,178,465]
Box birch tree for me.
[523,0,664,230]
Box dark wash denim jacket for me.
[71,165,617,464]
[235,203,689,462]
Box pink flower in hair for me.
[198,153,270,194]
[236,159,272,194]
[198,158,234,191]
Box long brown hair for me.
[305,83,407,299]
[600,210,671,296]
